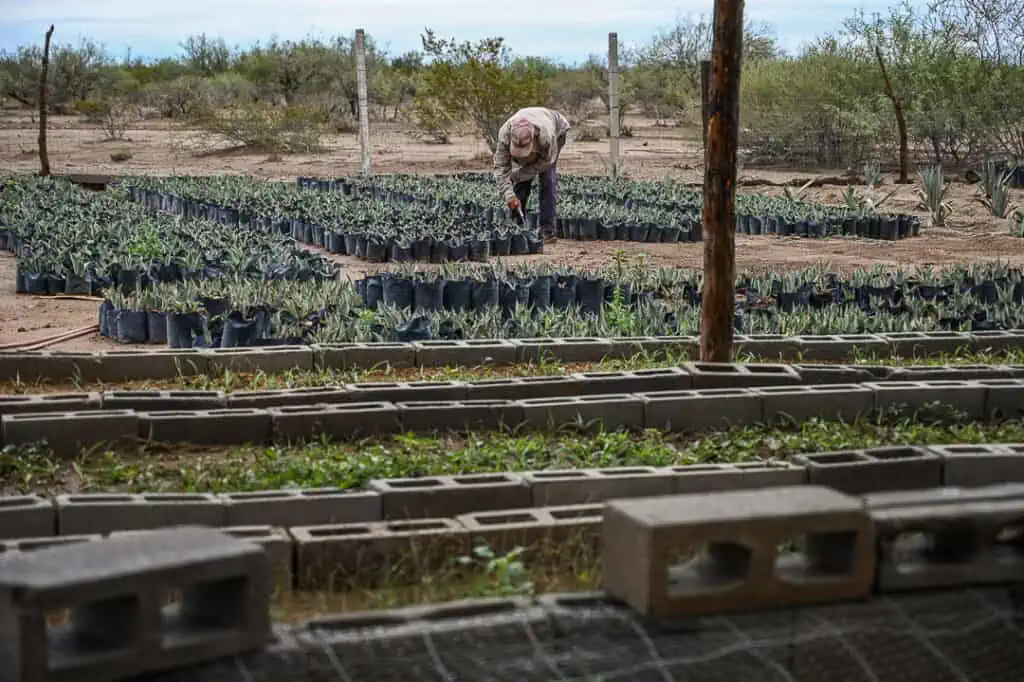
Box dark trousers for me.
[513,133,564,231]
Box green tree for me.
[417,30,549,151]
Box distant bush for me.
[189,103,327,153]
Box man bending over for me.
[493,106,570,243]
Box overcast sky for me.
[2,0,920,62]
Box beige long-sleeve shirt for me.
[493,107,571,202]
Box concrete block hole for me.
[775,531,860,582]
[666,543,752,597]
[889,527,982,570]
[473,512,538,525]
[162,576,251,644]
[47,594,140,668]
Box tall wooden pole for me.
[38,25,55,177]
[354,29,372,177]
[699,59,711,156]
[700,0,744,363]
[607,32,620,180]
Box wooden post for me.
[700,0,744,363]
[38,25,55,177]
[607,32,620,180]
[699,59,711,157]
[354,29,372,177]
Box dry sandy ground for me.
[1,112,1022,350]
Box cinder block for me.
[669,461,806,493]
[520,394,645,431]
[2,410,138,458]
[139,493,227,528]
[758,384,875,423]
[220,526,294,592]
[101,390,225,412]
[513,338,614,364]
[2,534,100,554]
[794,334,889,361]
[345,381,469,403]
[970,330,1023,353]
[871,498,1024,592]
[855,364,895,379]
[887,365,1004,382]
[28,351,106,383]
[0,393,102,417]
[602,486,875,616]
[641,388,763,432]
[270,402,400,442]
[929,443,1024,487]
[221,488,381,527]
[465,376,576,400]
[0,527,271,682]
[317,342,416,370]
[204,346,314,374]
[0,351,45,382]
[607,336,670,359]
[370,473,531,519]
[683,362,801,389]
[526,467,675,506]
[291,518,471,588]
[979,378,1024,420]
[733,334,802,361]
[0,495,56,540]
[868,380,986,419]
[397,400,524,432]
[864,482,1024,509]
[792,446,942,495]
[792,364,876,385]
[650,336,700,357]
[226,387,350,409]
[56,493,154,535]
[458,504,603,556]
[140,408,273,445]
[569,368,692,395]
[880,331,973,358]
[412,340,517,367]
[93,349,211,381]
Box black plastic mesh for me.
[146,587,1024,682]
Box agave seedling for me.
[1011,210,1024,238]
[917,165,953,227]
[977,169,1015,218]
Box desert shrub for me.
[740,55,888,167]
[190,103,327,153]
[574,125,604,142]
[75,97,137,140]
[411,96,457,144]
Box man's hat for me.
[509,118,536,159]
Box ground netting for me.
[145,587,1024,682]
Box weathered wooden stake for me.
[355,29,372,177]
[700,0,744,363]
[38,24,55,177]
[608,32,620,180]
[700,59,711,155]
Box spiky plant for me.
[917,165,953,227]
